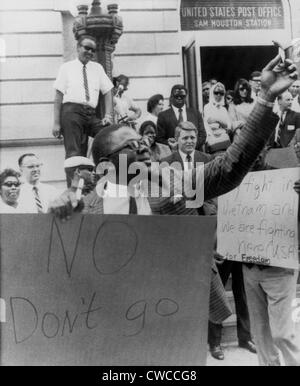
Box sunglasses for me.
[81,45,96,53]
[239,87,247,91]
[214,91,225,96]
[2,181,21,188]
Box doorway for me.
[200,45,278,90]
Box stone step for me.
[222,284,300,344]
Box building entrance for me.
[200,45,278,90]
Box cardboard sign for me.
[180,0,284,31]
[0,214,215,366]
[217,168,299,269]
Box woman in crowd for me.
[203,82,231,155]
[140,120,171,162]
[0,169,23,213]
[228,79,255,133]
[143,94,164,125]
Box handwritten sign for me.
[217,168,299,269]
[0,214,215,366]
[180,0,284,31]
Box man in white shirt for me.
[249,71,262,100]
[17,153,59,213]
[53,35,114,186]
[271,91,300,148]
[113,74,141,129]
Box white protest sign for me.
[217,168,299,269]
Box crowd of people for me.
[1,35,300,366]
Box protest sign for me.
[0,214,215,366]
[217,168,299,269]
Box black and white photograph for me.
[0,0,299,369]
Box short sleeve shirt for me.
[54,59,113,108]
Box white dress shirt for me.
[18,182,59,214]
[96,181,152,215]
[54,59,113,108]
[172,104,187,122]
[275,110,287,143]
[178,150,195,172]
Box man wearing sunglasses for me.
[156,84,207,151]
[53,35,114,186]
[64,156,96,197]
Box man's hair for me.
[250,71,261,80]
[170,84,187,96]
[147,94,164,113]
[77,35,96,46]
[92,124,124,165]
[0,168,21,187]
[174,121,198,139]
[277,90,292,101]
[18,153,37,167]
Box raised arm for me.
[201,56,298,200]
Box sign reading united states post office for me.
[217,168,299,269]
[180,0,285,30]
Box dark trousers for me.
[208,261,251,346]
[61,103,103,186]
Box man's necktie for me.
[129,196,137,214]
[83,64,90,102]
[33,186,43,213]
[178,108,184,123]
[186,154,192,170]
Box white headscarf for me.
[208,82,226,108]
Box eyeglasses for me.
[214,91,225,96]
[22,163,42,169]
[81,45,96,53]
[2,181,21,188]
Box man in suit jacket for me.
[156,84,206,150]
[161,121,212,216]
[271,91,300,147]
[50,55,298,361]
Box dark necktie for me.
[178,108,184,123]
[186,154,192,169]
[33,186,43,213]
[83,64,90,102]
[129,196,137,214]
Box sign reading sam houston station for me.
[180,0,285,30]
